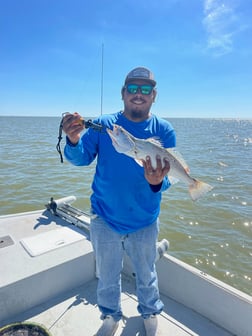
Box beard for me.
[127,103,151,120]
[129,108,147,119]
[123,95,153,121]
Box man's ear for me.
[152,89,157,102]
[121,86,125,100]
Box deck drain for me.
[0,322,51,336]
[0,236,14,249]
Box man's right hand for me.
[62,112,85,145]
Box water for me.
[0,116,251,295]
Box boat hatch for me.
[20,227,85,257]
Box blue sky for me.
[0,0,251,118]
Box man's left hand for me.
[142,155,170,185]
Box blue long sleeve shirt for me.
[64,111,176,234]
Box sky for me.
[0,0,251,118]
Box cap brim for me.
[125,78,156,86]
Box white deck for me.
[3,276,232,336]
[0,208,251,335]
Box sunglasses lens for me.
[127,84,138,94]
[126,84,153,95]
[141,85,153,95]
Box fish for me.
[107,124,213,201]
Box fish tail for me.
[189,179,213,201]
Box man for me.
[63,67,176,336]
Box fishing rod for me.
[100,43,104,115]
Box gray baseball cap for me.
[124,67,156,86]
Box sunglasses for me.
[125,84,154,95]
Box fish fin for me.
[146,137,164,147]
[166,148,190,173]
[189,179,213,201]
[167,175,180,185]
[134,159,143,167]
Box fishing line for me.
[56,112,103,163]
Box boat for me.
[0,196,251,335]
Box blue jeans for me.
[90,216,164,321]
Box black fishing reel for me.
[56,112,103,163]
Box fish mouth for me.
[106,127,119,146]
[107,125,133,150]
[106,127,115,140]
[107,125,136,154]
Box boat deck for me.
[7,275,232,336]
[0,206,251,335]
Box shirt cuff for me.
[149,181,163,193]
[66,136,79,147]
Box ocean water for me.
[0,116,251,295]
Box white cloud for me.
[203,0,240,56]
